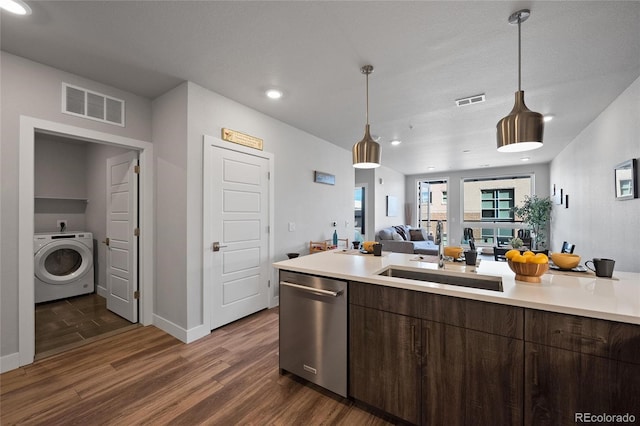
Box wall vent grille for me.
[455,94,486,107]
[62,83,125,126]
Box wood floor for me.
[1,307,395,425]
[35,293,136,359]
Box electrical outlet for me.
[288,222,296,232]
[57,220,67,232]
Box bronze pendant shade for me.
[497,9,544,152]
[353,65,381,168]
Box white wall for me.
[550,77,640,272]
[187,82,354,329]
[406,163,551,249]
[374,166,407,231]
[0,52,152,359]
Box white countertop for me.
[273,250,640,325]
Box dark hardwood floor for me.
[2,307,394,425]
[35,293,136,359]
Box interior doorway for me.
[18,116,154,367]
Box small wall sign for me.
[314,171,335,185]
[221,128,263,151]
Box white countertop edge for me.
[273,255,640,325]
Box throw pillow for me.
[409,229,425,241]
[392,231,404,241]
[393,225,409,241]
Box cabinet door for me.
[525,343,640,425]
[350,305,421,424]
[423,321,523,426]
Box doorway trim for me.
[202,135,275,332]
[18,116,154,367]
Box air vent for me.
[62,83,125,126]
[455,94,486,107]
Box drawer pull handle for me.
[280,281,342,297]
[552,329,607,344]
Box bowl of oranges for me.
[506,249,549,283]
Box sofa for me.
[375,225,439,255]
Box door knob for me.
[212,241,228,252]
[102,238,110,246]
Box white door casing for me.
[203,136,273,330]
[106,151,138,322]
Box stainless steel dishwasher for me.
[279,270,347,397]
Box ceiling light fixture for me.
[543,114,554,122]
[390,139,402,146]
[497,9,544,153]
[265,89,283,99]
[520,157,530,162]
[0,0,31,15]
[352,65,381,169]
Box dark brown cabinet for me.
[349,281,524,425]
[350,304,421,424]
[524,309,640,425]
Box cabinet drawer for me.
[525,309,640,364]
[349,281,419,317]
[417,293,523,339]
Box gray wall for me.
[34,135,88,233]
[550,77,640,272]
[151,81,355,331]
[1,52,152,359]
[355,169,376,241]
[406,163,551,249]
[374,166,407,231]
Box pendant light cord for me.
[365,71,370,126]
[518,17,522,91]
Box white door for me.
[106,151,139,322]
[205,144,270,329]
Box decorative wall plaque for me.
[221,128,263,150]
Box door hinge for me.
[267,225,270,234]
[268,171,271,180]
[134,165,140,174]
[134,227,140,237]
[268,280,271,288]
[134,291,140,299]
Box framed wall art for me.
[614,159,638,200]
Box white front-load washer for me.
[34,232,95,303]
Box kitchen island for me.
[274,251,640,425]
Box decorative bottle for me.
[332,230,338,246]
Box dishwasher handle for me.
[280,281,343,297]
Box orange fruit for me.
[505,249,521,260]
[512,254,527,263]
[529,253,549,264]
[522,251,535,257]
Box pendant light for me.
[497,9,544,152]
[352,65,381,168]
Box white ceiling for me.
[2,1,639,175]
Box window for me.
[462,175,533,247]
[354,187,365,237]
[481,189,514,221]
[418,179,448,244]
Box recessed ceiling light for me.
[265,89,283,99]
[0,0,31,15]
[427,166,435,171]
[544,114,554,122]
[520,157,530,162]
[390,139,402,146]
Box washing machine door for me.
[34,240,93,285]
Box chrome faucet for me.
[435,220,444,268]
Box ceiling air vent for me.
[62,83,125,126]
[455,94,486,107]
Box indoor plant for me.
[511,195,552,250]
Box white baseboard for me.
[96,285,107,298]
[270,296,279,309]
[1,352,20,373]
[152,314,209,344]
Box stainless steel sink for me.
[378,267,503,292]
